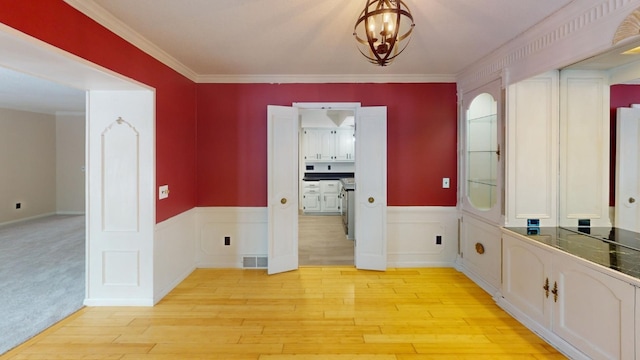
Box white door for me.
[86,90,155,305]
[355,107,387,270]
[267,105,299,274]
[615,107,640,232]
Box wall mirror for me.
[558,36,640,233]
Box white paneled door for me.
[267,105,299,274]
[267,104,387,273]
[615,107,640,232]
[354,106,387,271]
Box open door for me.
[615,107,640,232]
[267,105,299,274]
[355,106,387,270]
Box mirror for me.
[466,93,498,211]
[559,37,640,232]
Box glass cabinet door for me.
[466,92,499,212]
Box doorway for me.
[298,108,355,265]
[268,102,387,273]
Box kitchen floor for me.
[298,214,354,265]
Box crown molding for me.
[195,73,456,84]
[64,0,198,82]
[457,0,640,92]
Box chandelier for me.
[353,0,415,66]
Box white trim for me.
[458,0,640,91]
[83,298,154,307]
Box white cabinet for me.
[302,180,341,213]
[459,213,502,294]
[552,252,635,360]
[301,181,321,212]
[502,232,636,360]
[302,128,354,162]
[334,128,355,161]
[320,180,340,212]
[502,233,553,328]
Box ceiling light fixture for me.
[353,0,415,66]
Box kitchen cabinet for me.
[302,180,341,213]
[334,128,355,161]
[502,231,636,360]
[320,180,340,212]
[302,128,354,162]
[301,181,321,212]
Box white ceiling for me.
[2,0,582,113]
[82,0,576,79]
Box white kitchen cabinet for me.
[334,128,355,161]
[320,180,340,212]
[302,128,354,162]
[301,181,321,212]
[302,129,332,161]
[302,180,341,213]
[501,231,636,360]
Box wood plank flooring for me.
[298,214,353,266]
[1,267,566,359]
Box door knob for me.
[368,197,374,203]
[280,198,287,204]
[629,197,636,204]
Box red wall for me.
[0,0,198,222]
[196,83,458,207]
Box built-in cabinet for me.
[459,213,502,294]
[302,128,354,161]
[302,180,341,213]
[502,231,636,360]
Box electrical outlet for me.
[224,236,231,246]
[159,185,169,199]
[442,178,450,189]
[436,235,442,245]
[15,203,21,209]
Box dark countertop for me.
[505,227,640,280]
[302,172,354,181]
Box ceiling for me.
[1,0,586,113]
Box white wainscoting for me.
[194,206,459,269]
[154,208,197,303]
[387,206,458,267]
[196,207,268,268]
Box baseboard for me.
[83,298,154,306]
[56,211,85,216]
[0,212,57,228]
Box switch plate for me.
[442,178,450,188]
[159,185,169,199]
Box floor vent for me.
[243,256,268,268]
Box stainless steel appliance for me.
[340,178,355,240]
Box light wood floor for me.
[298,214,354,266]
[1,267,565,359]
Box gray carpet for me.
[0,215,85,355]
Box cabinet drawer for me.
[303,181,320,189]
[320,180,340,193]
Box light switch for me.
[442,178,450,189]
[159,185,169,199]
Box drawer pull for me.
[475,242,485,254]
[551,281,558,302]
